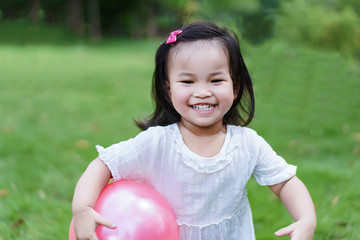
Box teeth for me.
[193,105,214,111]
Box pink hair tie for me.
[166,30,183,44]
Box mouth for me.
[192,104,215,111]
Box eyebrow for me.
[177,71,227,77]
[177,72,194,77]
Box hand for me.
[275,218,316,240]
[73,207,116,240]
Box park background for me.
[0,0,359,239]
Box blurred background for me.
[0,0,359,57]
[0,0,359,239]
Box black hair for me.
[136,21,255,130]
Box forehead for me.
[168,40,229,69]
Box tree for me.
[87,0,102,41]
[145,1,158,38]
[29,0,41,23]
[67,0,84,36]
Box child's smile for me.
[192,104,215,112]
[167,40,235,133]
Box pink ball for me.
[69,180,179,240]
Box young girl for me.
[72,22,316,240]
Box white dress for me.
[96,123,296,240]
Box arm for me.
[72,157,116,240]
[269,176,317,240]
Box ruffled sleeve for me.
[96,127,160,181]
[249,129,297,186]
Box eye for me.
[181,80,194,84]
[211,79,223,83]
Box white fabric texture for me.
[96,123,297,240]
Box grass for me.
[245,42,360,239]
[0,36,359,239]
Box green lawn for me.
[0,40,359,239]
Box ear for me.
[166,80,171,97]
[233,84,239,101]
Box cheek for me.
[216,88,235,106]
[171,88,188,104]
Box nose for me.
[193,88,212,98]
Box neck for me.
[178,121,227,158]
[178,121,226,137]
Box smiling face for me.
[167,40,236,132]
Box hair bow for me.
[166,30,183,44]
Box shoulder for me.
[227,125,260,139]
[135,123,177,141]
[227,125,269,151]
[141,123,176,135]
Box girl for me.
[72,22,316,240]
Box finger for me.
[94,213,116,229]
[274,224,294,237]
